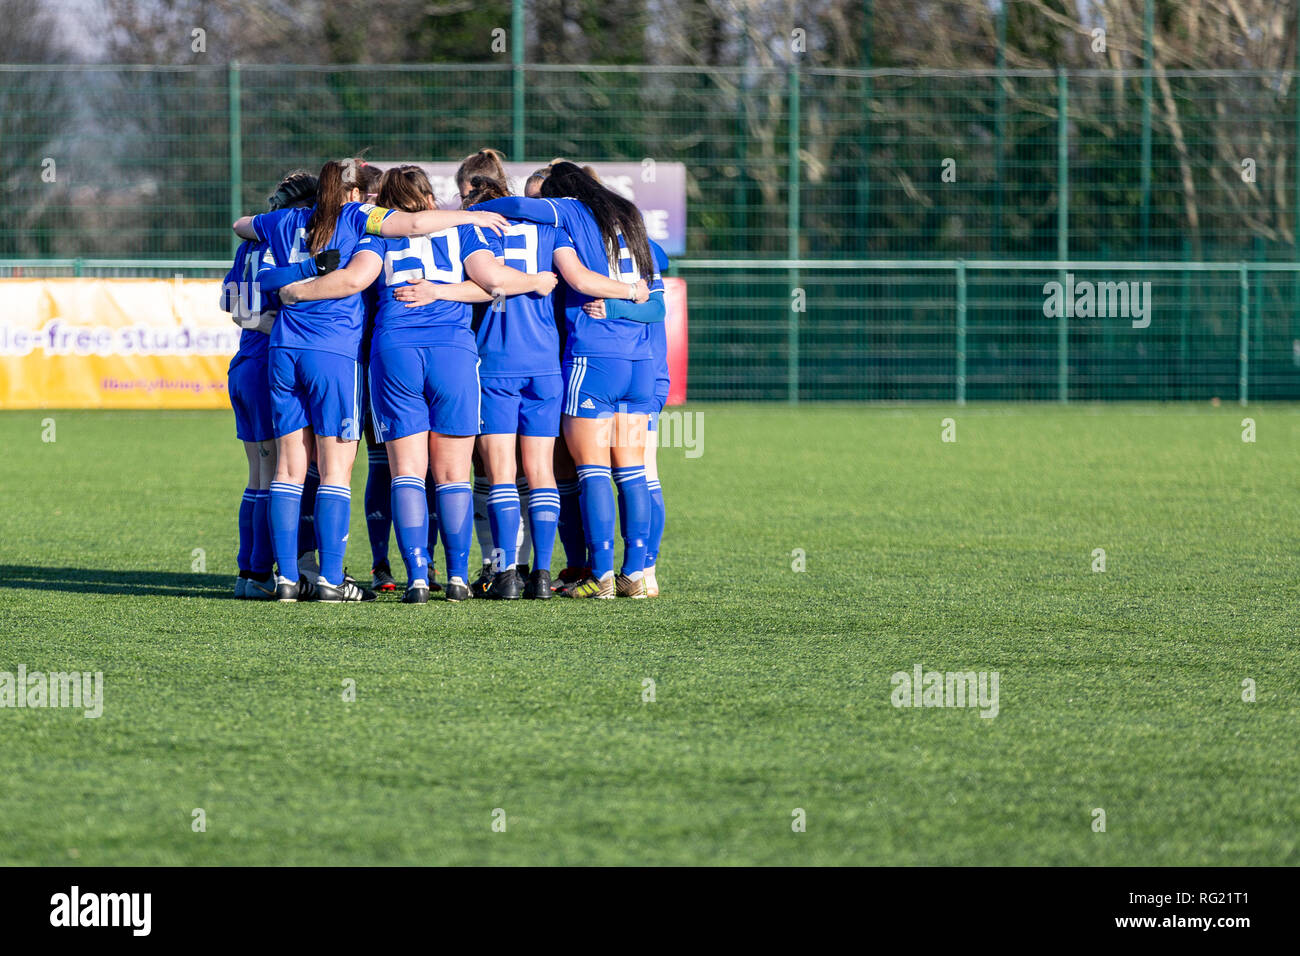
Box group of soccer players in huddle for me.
[223,150,669,603]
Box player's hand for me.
[469,210,510,236]
[631,279,649,304]
[582,298,608,319]
[533,271,558,296]
[312,249,341,276]
[279,282,305,304]
[393,279,439,308]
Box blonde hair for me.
[455,148,508,193]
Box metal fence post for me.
[1179,238,1190,400]
[1253,237,1263,402]
[787,62,801,405]
[956,260,967,406]
[511,0,525,160]
[228,61,242,254]
[1239,261,1249,406]
[1057,68,1069,404]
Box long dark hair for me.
[305,158,363,254]
[267,169,317,210]
[357,162,383,201]
[540,161,653,278]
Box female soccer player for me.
[232,158,509,603]
[523,169,548,198]
[395,174,577,599]
[470,175,569,598]
[221,169,320,600]
[456,153,513,596]
[277,165,553,603]
[351,163,401,593]
[353,164,445,596]
[456,148,509,197]
[519,162,586,595]
[580,237,671,597]
[473,163,662,598]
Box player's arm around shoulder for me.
[279,240,382,305]
[464,248,557,298]
[552,247,647,302]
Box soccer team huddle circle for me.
[223,150,669,604]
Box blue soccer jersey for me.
[473,196,664,361]
[359,282,380,364]
[223,239,275,371]
[475,219,572,377]
[361,223,496,358]
[252,201,391,360]
[603,239,671,396]
[650,317,669,391]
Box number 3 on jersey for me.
[498,222,540,275]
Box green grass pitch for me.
[0,404,1296,865]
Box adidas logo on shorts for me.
[581,398,596,410]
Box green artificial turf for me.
[0,404,1296,865]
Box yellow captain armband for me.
[364,205,392,235]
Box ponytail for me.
[462,174,510,207]
[455,148,508,194]
[267,169,317,211]
[540,161,653,278]
[305,158,362,254]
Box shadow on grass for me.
[0,565,234,598]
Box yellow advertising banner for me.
[0,278,238,409]
[0,276,691,410]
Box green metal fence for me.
[3,64,1300,400]
[675,259,1296,404]
[4,256,1294,405]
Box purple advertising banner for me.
[372,161,687,258]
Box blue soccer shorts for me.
[268,346,362,440]
[647,377,670,432]
[360,361,385,447]
[480,373,564,437]
[369,345,481,440]
[563,355,655,419]
[228,356,274,443]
